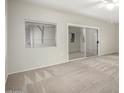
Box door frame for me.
[67,23,100,61]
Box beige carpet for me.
[6,54,119,93]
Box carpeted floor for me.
[6,54,119,93]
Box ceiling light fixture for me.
[113,0,118,3]
[103,0,119,10]
[106,3,115,10]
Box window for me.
[25,21,56,48]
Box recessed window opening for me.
[25,21,56,48]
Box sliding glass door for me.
[86,28,98,57]
[68,25,98,60]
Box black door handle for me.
[97,41,99,44]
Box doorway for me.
[68,25,99,60]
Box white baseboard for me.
[8,52,119,75]
[8,60,67,75]
[101,52,119,56]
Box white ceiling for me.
[22,0,119,23]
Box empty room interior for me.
[5,0,119,93]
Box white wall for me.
[5,0,8,82]
[7,0,119,74]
